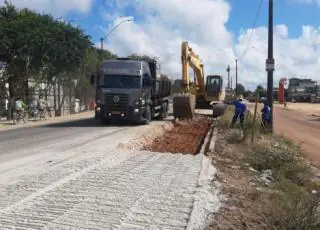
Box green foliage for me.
[0,1,117,97]
[236,83,245,96]
[127,54,155,62]
[217,105,262,143]
[101,48,117,60]
[255,85,267,97]
[247,137,320,230]
[243,90,252,98]
[268,182,320,230]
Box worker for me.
[14,97,27,123]
[261,102,271,128]
[15,97,26,112]
[37,95,46,111]
[230,95,247,129]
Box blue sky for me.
[228,0,319,37]
[62,0,320,44]
[2,0,319,88]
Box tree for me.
[100,48,117,61]
[236,83,245,96]
[127,54,154,62]
[0,2,94,117]
[242,90,252,98]
[255,85,267,97]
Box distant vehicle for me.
[90,58,171,125]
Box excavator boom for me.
[181,41,206,97]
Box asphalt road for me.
[0,118,129,162]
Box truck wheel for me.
[143,105,151,124]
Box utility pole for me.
[226,65,230,88]
[100,38,104,62]
[266,0,275,131]
[235,59,238,95]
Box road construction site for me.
[0,108,221,229]
[1,40,319,229]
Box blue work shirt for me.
[233,100,247,116]
[261,105,271,118]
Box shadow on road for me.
[41,118,142,128]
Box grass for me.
[217,105,262,143]
[216,104,320,229]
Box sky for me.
[1,0,320,90]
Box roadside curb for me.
[199,121,218,156]
[187,120,221,230]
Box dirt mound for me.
[142,116,212,155]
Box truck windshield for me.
[99,75,141,89]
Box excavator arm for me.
[181,41,206,99]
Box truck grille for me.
[104,93,129,111]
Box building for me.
[288,78,317,102]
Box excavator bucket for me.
[173,93,196,120]
[211,103,228,118]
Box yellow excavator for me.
[173,41,226,119]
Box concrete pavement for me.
[0,116,221,229]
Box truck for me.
[90,58,171,125]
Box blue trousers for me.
[231,112,244,129]
[261,114,271,127]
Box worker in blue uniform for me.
[261,102,271,128]
[230,95,247,129]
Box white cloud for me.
[291,0,320,7]
[101,0,320,90]
[0,0,93,15]
[236,25,320,88]
[102,0,235,80]
[4,0,319,90]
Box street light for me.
[219,47,255,95]
[218,49,238,94]
[100,19,133,61]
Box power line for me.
[238,0,264,61]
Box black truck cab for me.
[90,58,171,125]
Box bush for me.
[268,181,320,230]
[247,137,312,185]
[245,136,320,229]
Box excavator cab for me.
[206,75,223,102]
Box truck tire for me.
[142,105,151,124]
